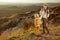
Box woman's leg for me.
[44,19,49,34]
[42,18,49,34]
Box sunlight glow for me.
[0,0,59,3]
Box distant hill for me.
[0,3,60,16]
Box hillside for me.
[0,4,60,40]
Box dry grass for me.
[0,24,59,40]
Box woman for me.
[39,4,50,34]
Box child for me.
[34,13,42,36]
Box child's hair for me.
[34,14,39,18]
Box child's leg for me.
[35,25,41,35]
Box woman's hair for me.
[43,4,48,6]
[43,4,49,9]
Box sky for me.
[0,0,60,4]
